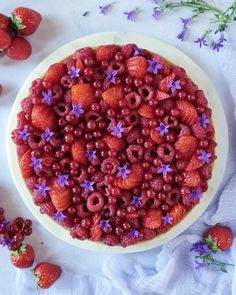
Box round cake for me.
[11,44,216,247]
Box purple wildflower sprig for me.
[99,4,112,15]
[124,8,140,21]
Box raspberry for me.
[102,85,124,108]
[120,235,136,247]
[199,164,212,180]
[101,157,119,174]
[150,177,164,191]
[16,145,29,159]
[191,123,206,139]
[195,90,208,107]
[157,143,175,163]
[25,176,37,190]
[126,144,144,163]
[87,192,104,212]
[126,56,148,78]
[21,97,34,116]
[142,209,162,229]
[121,44,136,58]
[75,47,95,62]
[90,224,102,241]
[125,91,142,109]
[40,202,56,216]
[126,127,141,144]
[138,103,154,118]
[103,234,119,246]
[95,45,120,62]
[138,85,155,102]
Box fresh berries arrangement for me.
[0,7,41,60]
[11,44,217,247]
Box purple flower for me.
[212,41,223,52]
[162,213,173,225]
[1,238,12,248]
[198,151,211,164]
[219,33,227,43]
[70,103,84,119]
[133,47,144,56]
[191,242,209,255]
[68,66,80,78]
[188,188,202,203]
[55,174,69,188]
[152,9,163,20]
[128,229,139,239]
[0,219,9,231]
[156,121,169,137]
[194,259,205,272]
[17,127,29,141]
[194,36,208,48]
[147,56,162,75]
[110,122,125,138]
[124,9,138,21]
[34,180,50,197]
[105,70,117,84]
[99,219,111,232]
[167,79,181,93]
[180,17,192,28]
[30,157,43,170]
[53,211,66,223]
[41,128,54,142]
[41,90,53,105]
[157,163,173,177]
[177,27,187,42]
[130,195,143,208]
[80,180,95,193]
[117,164,131,180]
[198,113,210,129]
[99,4,111,15]
[86,150,97,161]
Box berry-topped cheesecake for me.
[11,44,216,247]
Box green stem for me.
[197,255,234,267]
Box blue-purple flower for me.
[41,90,53,105]
[194,259,205,272]
[99,4,111,15]
[177,27,187,42]
[55,174,69,188]
[0,219,9,231]
[133,47,144,56]
[41,128,54,142]
[105,70,117,84]
[219,33,227,43]
[167,79,181,93]
[128,229,139,239]
[99,219,111,232]
[30,157,43,170]
[68,66,80,78]
[70,103,84,119]
[194,36,208,48]
[1,237,12,248]
[198,113,210,129]
[34,180,50,197]
[86,150,97,161]
[162,213,173,225]
[124,9,139,21]
[152,9,163,20]
[156,121,169,137]
[117,164,131,180]
[191,242,209,255]
[157,163,173,177]
[130,195,143,208]
[212,41,224,52]
[80,180,95,193]
[188,188,202,203]
[147,56,162,75]
[198,151,211,164]
[53,211,66,223]
[180,17,192,28]
[17,127,29,141]
[110,122,125,138]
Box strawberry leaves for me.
[204,234,219,253]
[10,15,26,30]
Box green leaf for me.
[204,235,219,253]
[10,15,26,30]
[11,244,26,256]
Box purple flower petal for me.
[69,103,84,119]
[167,79,181,93]
[191,242,209,255]
[147,56,162,74]
[180,17,192,28]
[80,180,95,193]
[41,128,54,142]
[162,213,173,225]
[152,9,163,20]
[117,164,131,180]
[194,259,205,272]
[30,157,43,170]
[198,113,210,129]
[17,127,30,141]
[188,188,202,203]
[156,121,169,137]
[34,180,50,197]
[99,4,111,15]
[124,9,138,21]
[55,174,69,188]
[86,150,97,161]
[177,28,187,42]
[53,211,66,223]
[99,219,111,232]
[157,163,173,177]
[41,90,53,105]
[128,229,139,239]
[129,195,143,208]
[110,122,125,138]
[68,66,80,78]
[105,70,117,84]
[194,36,208,48]
[198,151,211,164]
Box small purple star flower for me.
[110,122,125,138]
[124,9,138,21]
[133,47,144,56]
[55,174,69,188]
[194,259,205,272]
[99,219,111,232]
[152,9,163,20]
[212,41,224,52]
[188,188,202,203]
[167,79,181,93]
[68,66,80,78]
[177,27,187,42]
[99,4,111,15]
[180,17,192,28]
[41,89,53,105]
[130,195,143,208]
[198,113,210,129]
[194,36,208,48]
[1,238,12,248]
[219,33,227,43]
[53,211,66,223]
[128,229,139,239]
[70,103,84,119]
[117,164,131,180]
[156,121,169,137]
[162,213,173,225]
[198,151,211,164]
[41,128,54,142]
[147,56,162,75]
[157,163,173,177]
[86,150,97,161]
[30,157,43,170]
[80,180,95,193]
[105,70,117,84]
[191,242,209,255]
[17,127,30,141]
[0,219,9,231]
[34,180,50,197]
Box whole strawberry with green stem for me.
[10,244,35,268]
[33,262,62,289]
[204,225,233,252]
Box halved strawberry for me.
[183,170,200,187]
[90,224,102,241]
[19,149,34,178]
[185,154,204,171]
[95,45,120,62]
[158,73,175,93]
[191,123,206,139]
[43,63,67,85]
[155,90,170,101]
[114,163,143,189]
[49,180,72,211]
[71,84,96,111]
[174,136,198,157]
[169,204,186,225]
[31,104,57,131]
[103,134,125,152]
[150,129,163,144]
[142,209,162,229]
[138,104,154,118]
[126,56,147,78]
[71,139,87,165]
[102,85,124,108]
[176,100,197,125]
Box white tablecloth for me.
[0,1,236,294]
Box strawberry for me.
[49,180,72,211]
[71,139,87,164]
[191,123,206,139]
[114,163,143,189]
[204,226,233,251]
[43,63,67,85]
[126,56,148,78]
[186,154,204,171]
[10,244,35,268]
[169,204,186,225]
[19,149,34,178]
[16,145,29,159]
[121,44,136,58]
[31,104,57,131]
[142,209,162,229]
[176,100,197,125]
[95,45,120,62]
[102,85,124,108]
[150,129,163,144]
[0,13,10,31]
[90,224,102,241]
[75,47,95,62]
[103,134,125,152]
[155,90,170,101]
[174,136,198,157]
[71,84,96,111]
[158,73,175,93]
[0,29,11,50]
[138,104,154,118]
[183,170,200,187]
[11,7,41,35]
[6,37,32,60]
[40,202,57,216]
[33,262,61,289]
[75,58,85,72]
